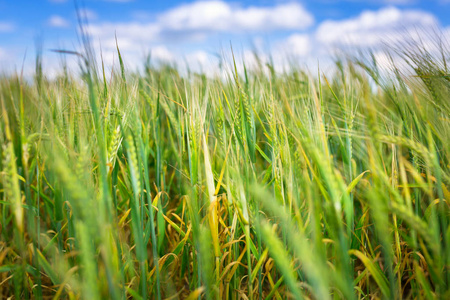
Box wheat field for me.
[0,38,449,299]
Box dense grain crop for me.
[0,38,449,299]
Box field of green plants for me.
[0,39,449,299]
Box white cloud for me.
[89,22,160,46]
[281,34,311,57]
[78,9,98,21]
[48,15,70,28]
[184,50,222,75]
[0,22,14,32]
[186,50,209,65]
[444,26,450,40]
[88,1,314,45]
[158,1,313,33]
[316,7,438,48]
[150,46,174,62]
[40,2,445,79]
[83,1,315,73]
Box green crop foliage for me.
[0,36,449,299]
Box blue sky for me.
[0,0,449,75]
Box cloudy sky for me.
[0,0,449,75]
